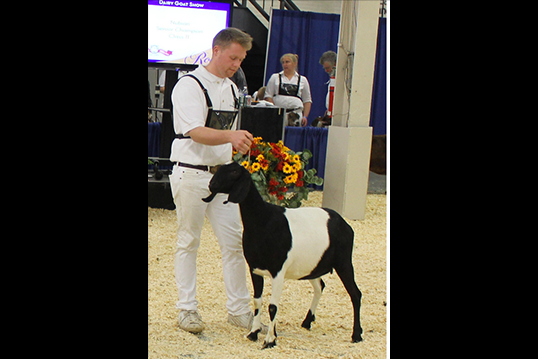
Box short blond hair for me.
[213,27,253,51]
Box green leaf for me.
[313,176,324,186]
[253,180,265,195]
[251,172,263,182]
[304,169,317,182]
[233,153,244,162]
[301,149,313,161]
[288,200,300,208]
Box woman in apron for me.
[264,53,312,126]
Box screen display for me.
[148,0,231,65]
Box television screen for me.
[148,0,232,66]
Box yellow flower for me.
[283,173,298,184]
[283,152,290,161]
[256,154,265,162]
[276,140,290,152]
[253,137,263,145]
[250,162,261,173]
[292,154,300,163]
[293,162,301,172]
[282,163,293,174]
[241,161,249,169]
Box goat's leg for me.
[301,278,325,329]
[247,273,264,341]
[335,262,363,343]
[262,273,285,349]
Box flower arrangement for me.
[233,137,323,208]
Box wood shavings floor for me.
[148,192,387,358]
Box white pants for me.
[169,165,251,316]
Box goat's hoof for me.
[247,329,260,342]
[352,334,363,343]
[301,311,315,329]
[261,340,276,349]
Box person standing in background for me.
[264,53,312,126]
[319,50,337,116]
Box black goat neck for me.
[238,180,279,232]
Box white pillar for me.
[322,0,380,220]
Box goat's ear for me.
[225,169,251,204]
[202,191,217,203]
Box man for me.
[319,50,337,115]
[319,50,337,76]
[169,28,260,334]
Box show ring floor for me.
[148,191,387,358]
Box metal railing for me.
[380,0,387,18]
[234,1,386,22]
[233,0,299,21]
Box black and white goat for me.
[202,162,363,349]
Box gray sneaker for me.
[227,311,268,334]
[178,310,204,334]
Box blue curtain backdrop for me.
[267,11,386,135]
[369,17,386,135]
[265,9,340,124]
[284,127,327,190]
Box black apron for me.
[277,73,301,99]
[175,74,238,139]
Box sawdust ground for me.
[148,192,387,358]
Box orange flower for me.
[259,159,269,171]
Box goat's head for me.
[202,161,251,204]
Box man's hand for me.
[229,130,253,154]
[187,127,253,154]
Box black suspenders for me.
[174,74,238,139]
[182,74,213,111]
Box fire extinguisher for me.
[327,75,335,118]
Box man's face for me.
[212,42,247,78]
[322,61,335,76]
